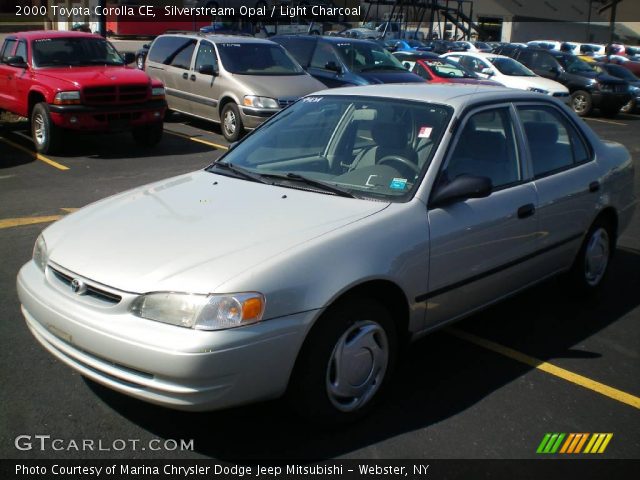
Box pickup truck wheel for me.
[288,297,397,424]
[221,103,243,142]
[132,122,163,147]
[571,90,593,116]
[31,103,62,155]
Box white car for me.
[442,52,569,100]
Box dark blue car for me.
[271,35,424,88]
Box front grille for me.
[553,92,569,97]
[83,85,149,105]
[50,267,122,305]
[277,98,297,108]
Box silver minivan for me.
[145,33,326,141]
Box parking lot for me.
[1,107,639,461]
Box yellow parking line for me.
[447,327,640,410]
[0,137,69,171]
[166,130,228,150]
[0,215,63,230]
[585,118,627,127]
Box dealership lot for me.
[1,111,638,460]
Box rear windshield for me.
[32,37,124,67]
[217,43,304,75]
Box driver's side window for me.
[311,43,340,70]
[443,108,521,190]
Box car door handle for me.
[517,203,536,219]
[190,74,196,81]
[182,72,188,80]
[589,181,600,193]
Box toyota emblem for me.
[70,278,87,295]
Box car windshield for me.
[32,37,124,67]
[489,57,536,76]
[425,59,475,78]
[563,55,594,73]
[217,43,304,75]
[207,96,452,201]
[334,42,407,72]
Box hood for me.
[501,75,568,93]
[36,66,151,89]
[44,171,388,294]
[231,73,326,99]
[357,71,425,85]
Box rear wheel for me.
[566,217,614,295]
[288,297,397,424]
[31,102,62,155]
[132,122,163,147]
[570,90,593,116]
[221,103,243,142]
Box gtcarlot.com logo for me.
[536,433,613,454]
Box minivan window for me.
[217,43,304,75]
[148,36,191,66]
[194,40,217,72]
[169,40,196,70]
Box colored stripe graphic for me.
[538,433,613,454]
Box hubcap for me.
[223,110,236,137]
[573,94,588,113]
[584,227,610,286]
[326,320,389,413]
[33,113,46,145]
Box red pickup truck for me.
[0,31,166,154]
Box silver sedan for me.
[17,84,636,422]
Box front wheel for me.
[288,297,397,423]
[132,122,163,147]
[31,102,62,155]
[570,90,593,117]
[620,98,636,114]
[221,103,243,142]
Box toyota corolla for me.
[17,84,636,422]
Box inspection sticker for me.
[418,126,433,138]
[390,178,408,190]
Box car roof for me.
[160,32,275,44]
[8,30,101,41]
[393,51,440,60]
[446,51,510,60]
[280,35,381,46]
[312,83,549,109]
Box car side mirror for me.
[5,55,27,68]
[121,52,136,65]
[325,61,342,74]
[480,67,494,76]
[430,175,492,208]
[199,64,219,76]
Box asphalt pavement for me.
[0,111,638,461]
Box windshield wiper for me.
[208,161,269,184]
[263,172,356,198]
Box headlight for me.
[130,292,265,330]
[243,96,279,109]
[33,234,48,272]
[527,87,549,95]
[53,91,81,105]
[151,86,165,99]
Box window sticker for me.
[389,178,408,190]
[418,126,433,138]
[302,96,323,103]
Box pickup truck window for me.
[32,37,124,67]
[15,41,27,62]
[1,39,16,60]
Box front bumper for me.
[48,100,167,132]
[240,106,279,129]
[17,261,316,411]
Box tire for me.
[570,90,593,117]
[132,122,163,147]
[620,98,636,114]
[566,217,614,296]
[288,297,397,424]
[220,102,243,142]
[31,102,62,155]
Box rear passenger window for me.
[148,36,195,69]
[170,40,196,70]
[444,108,521,189]
[517,106,590,177]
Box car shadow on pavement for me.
[86,247,640,461]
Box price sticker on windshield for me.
[303,97,323,103]
[418,126,433,138]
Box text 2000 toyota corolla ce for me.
[17,85,636,422]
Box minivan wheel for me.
[571,90,593,116]
[288,297,397,423]
[221,103,243,142]
[566,218,613,295]
[31,102,62,155]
